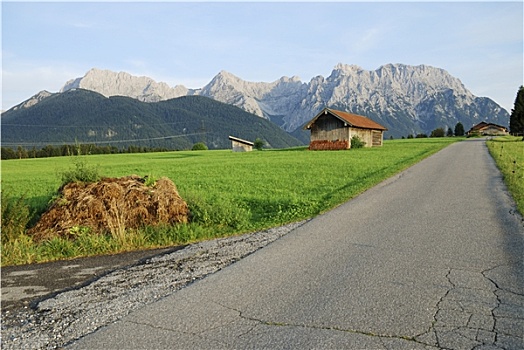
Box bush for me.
[254,138,265,150]
[192,142,208,151]
[430,128,445,138]
[59,158,100,187]
[351,135,366,149]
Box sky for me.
[2,1,523,113]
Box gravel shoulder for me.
[1,221,306,350]
[1,246,183,312]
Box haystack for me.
[29,175,188,241]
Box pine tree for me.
[509,86,524,139]
[454,122,465,137]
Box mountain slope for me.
[1,90,302,150]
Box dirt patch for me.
[28,175,188,241]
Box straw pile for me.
[29,175,189,241]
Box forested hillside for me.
[1,89,303,150]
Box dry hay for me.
[28,175,189,241]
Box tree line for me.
[1,143,174,160]
[399,122,465,139]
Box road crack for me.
[214,302,434,348]
[417,266,523,350]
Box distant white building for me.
[229,136,254,152]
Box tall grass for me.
[1,138,459,265]
[487,136,524,214]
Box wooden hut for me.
[304,108,387,150]
[229,136,254,152]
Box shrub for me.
[192,142,208,151]
[351,135,366,149]
[430,128,446,137]
[254,138,265,150]
[59,158,100,188]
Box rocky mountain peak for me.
[11,90,54,111]
[333,63,363,73]
[61,68,189,102]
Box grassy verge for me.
[2,138,459,266]
[487,136,524,215]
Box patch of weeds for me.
[73,228,113,256]
[40,237,79,261]
[112,229,147,251]
[58,157,100,188]
[1,191,32,245]
[351,135,366,149]
[144,174,157,187]
[1,234,37,266]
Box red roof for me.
[305,108,387,131]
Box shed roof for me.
[228,135,254,146]
[304,108,387,131]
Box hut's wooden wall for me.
[310,115,347,143]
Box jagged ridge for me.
[12,64,509,138]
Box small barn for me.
[304,108,387,150]
[467,122,508,136]
[229,136,254,152]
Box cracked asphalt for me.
[66,139,524,349]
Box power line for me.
[1,121,190,128]
[1,132,206,147]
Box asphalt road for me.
[69,139,523,350]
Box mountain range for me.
[4,63,509,143]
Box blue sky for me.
[2,1,523,113]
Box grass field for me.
[2,138,460,265]
[487,136,524,214]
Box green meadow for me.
[487,136,524,214]
[2,138,459,265]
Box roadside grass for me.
[1,138,459,266]
[487,136,524,215]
